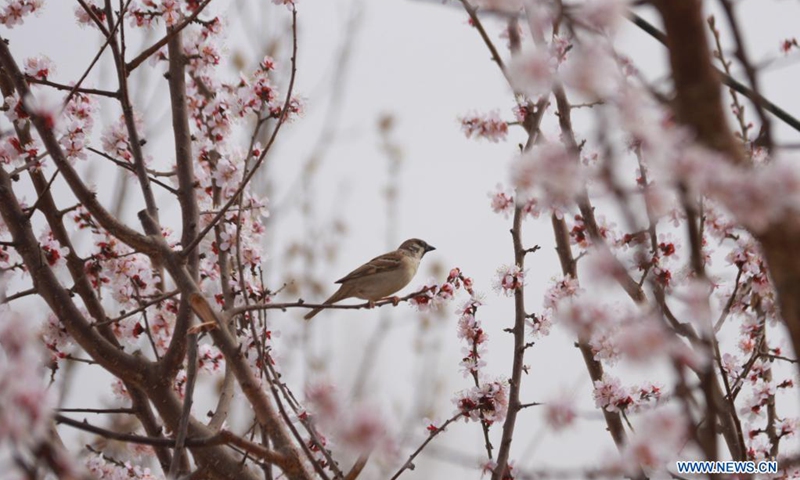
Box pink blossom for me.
[0,308,57,445]
[545,395,577,431]
[589,328,620,365]
[409,282,444,312]
[575,0,630,33]
[520,195,542,219]
[23,87,62,130]
[472,0,522,13]
[561,43,620,99]
[459,110,508,143]
[550,35,571,65]
[4,93,27,124]
[459,346,487,377]
[512,142,582,214]
[60,120,89,161]
[526,313,552,338]
[457,311,487,345]
[160,0,181,26]
[615,408,686,474]
[615,86,674,156]
[780,38,799,55]
[488,185,515,217]
[410,269,472,312]
[558,298,614,339]
[592,375,633,412]
[338,407,387,453]
[507,48,556,98]
[740,380,776,421]
[84,453,158,479]
[39,229,69,267]
[568,214,610,249]
[74,1,105,26]
[614,314,670,363]
[777,418,797,438]
[306,381,340,420]
[721,353,741,383]
[0,0,44,28]
[0,136,30,167]
[454,379,509,424]
[101,115,136,162]
[197,344,224,373]
[746,359,772,384]
[23,55,54,80]
[272,95,306,123]
[543,274,582,310]
[668,146,800,232]
[512,103,530,123]
[631,382,662,412]
[493,264,525,296]
[42,313,72,365]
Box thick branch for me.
[159,27,201,377]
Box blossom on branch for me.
[0,308,56,446]
[453,378,509,425]
[488,184,515,218]
[23,55,53,80]
[493,264,525,296]
[512,141,582,216]
[508,48,556,99]
[0,0,44,28]
[459,110,508,143]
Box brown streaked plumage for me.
[304,238,436,320]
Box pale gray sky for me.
[4,0,800,477]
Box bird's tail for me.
[303,307,324,321]
[304,287,348,320]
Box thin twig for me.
[389,413,464,480]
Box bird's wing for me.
[334,251,404,284]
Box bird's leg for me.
[380,296,401,306]
[367,300,376,309]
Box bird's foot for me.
[367,300,376,309]
[388,295,401,306]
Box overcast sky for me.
[5,0,800,477]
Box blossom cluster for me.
[488,184,542,219]
[84,452,158,480]
[459,110,508,143]
[544,395,577,431]
[456,297,487,377]
[0,307,56,445]
[448,283,511,427]
[492,264,525,297]
[512,141,582,218]
[592,375,662,414]
[0,0,43,28]
[409,267,473,312]
[304,381,389,454]
[614,408,687,475]
[453,378,509,425]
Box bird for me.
[303,238,436,320]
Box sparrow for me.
[304,238,436,320]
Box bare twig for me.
[389,413,464,480]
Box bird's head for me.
[398,238,436,258]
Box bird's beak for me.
[425,244,436,253]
